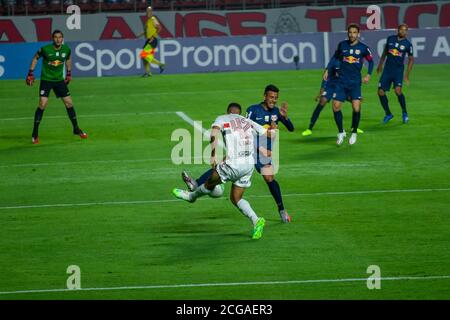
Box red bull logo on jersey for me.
[389,48,402,57]
[48,60,63,67]
[343,56,360,64]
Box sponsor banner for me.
[0,2,449,43]
[1,33,324,79]
[0,28,449,80]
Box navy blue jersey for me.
[332,40,374,82]
[246,103,294,151]
[321,56,341,88]
[384,35,413,69]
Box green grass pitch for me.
[0,65,449,299]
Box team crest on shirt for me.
[400,45,405,50]
[355,49,361,55]
[389,48,401,56]
[264,115,270,122]
[48,60,63,66]
[343,56,360,64]
[271,115,278,122]
[62,53,66,58]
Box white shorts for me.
[215,160,254,188]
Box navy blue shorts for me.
[333,81,362,102]
[379,70,403,92]
[321,81,337,101]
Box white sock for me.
[236,199,259,226]
[190,184,211,201]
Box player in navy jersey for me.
[325,24,373,146]
[377,24,414,124]
[301,57,364,137]
[246,85,295,223]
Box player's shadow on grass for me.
[153,222,257,264]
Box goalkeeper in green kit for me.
[26,30,87,144]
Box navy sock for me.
[66,107,79,132]
[309,103,324,130]
[267,180,284,212]
[379,95,392,115]
[196,168,214,186]
[333,110,344,133]
[32,107,44,137]
[397,94,407,113]
[351,111,361,133]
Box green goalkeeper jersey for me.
[37,43,71,82]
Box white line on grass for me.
[0,275,449,296]
[0,188,449,210]
[0,111,176,121]
[0,157,204,169]
[176,111,225,150]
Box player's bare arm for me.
[404,55,414,85]
[65,57,72,85]
[279,102,288,119]
[377,45,388,74]
[323,69,329,81]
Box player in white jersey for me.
[172,103,275,239]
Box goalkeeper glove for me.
[26,70,35,86]
[65,70,72,85]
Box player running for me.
[377,24,414,124]
[326,23,373,146]
[246,85,294,223]
[302,57,364,136]
[26,30,87,144]
[138,6,166,77]
[172,103,273,240]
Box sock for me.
[236,199,259,226]
[196,169,214,186]
[66,107,80,132]
[32,107,44,137]
[309,103,324,130]
[333,110,344,133]
[379,95,392,115]
[351,111,361,133]
[190,184,211,201]
[267,180,285,212]
[397,94,407,114]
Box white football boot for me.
[349,133,358,145]
[336,132,346,146]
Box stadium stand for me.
[0,0,438,16]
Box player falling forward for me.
[326,23,373,146]
[246,85,294,223]
[377,24,414,124]
[302,57,364,136]
[26,30,87,144]
[172,103,273,239]
[138,6,166,77]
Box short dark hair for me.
[347,24,360,32]
[227,102,241,113]
[264,84,279,95]
[52,30,64,37]
[398,23,408,30]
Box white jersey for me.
[212,114,266,167]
